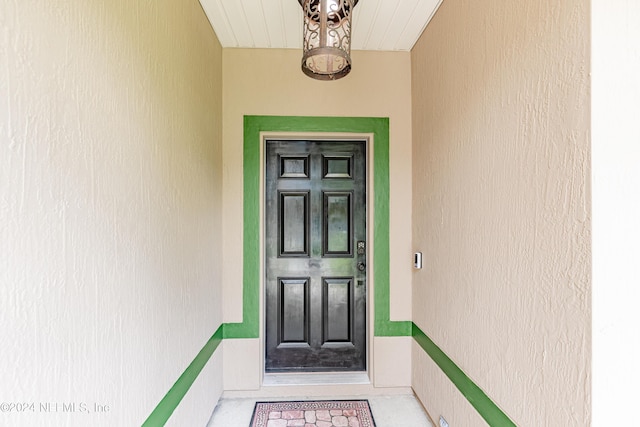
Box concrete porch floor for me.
[206,394,434,427]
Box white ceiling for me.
[199,0,443,51]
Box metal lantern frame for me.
[298,0,359,80]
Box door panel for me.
[265,140,366,372]
[279,278,309,344]
[280,156,309,178]
[323,277,353,343]
[279,192,309,256]
[324,191,352,256]
[323,155,353,178]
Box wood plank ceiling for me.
[199,0,443,51]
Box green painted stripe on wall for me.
[142,325,223,427]
[412,323,517,427]
[224,115,411,340]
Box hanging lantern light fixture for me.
[298,0,359,81]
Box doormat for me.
[249,400,376,427]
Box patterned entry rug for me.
[249,400,376,427]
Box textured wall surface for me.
[221,48,413,390]
[411,0,591,425]
[0,1,223,426]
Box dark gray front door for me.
[265,140,367,372]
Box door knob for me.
[357,262,366,272]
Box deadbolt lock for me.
[357,241,366,255]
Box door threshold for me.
[263,372,370,386]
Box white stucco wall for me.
[592,1,640,424]
[221,48,413,390]
[0,1,224,426]
[411,0,591,425]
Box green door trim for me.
[224,115,411,339]
[143,116,510,425]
